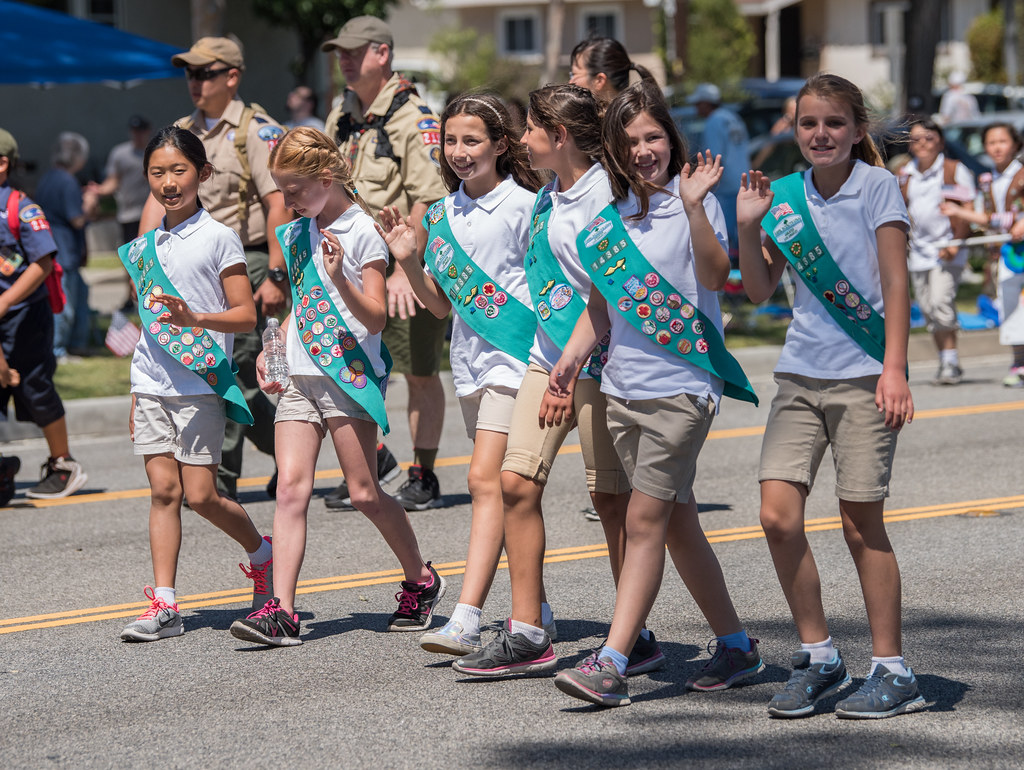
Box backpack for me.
[5,189,66,314]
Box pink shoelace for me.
[239,560,270,594]
[136,585,176,619]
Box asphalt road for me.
[1,343,1022,768]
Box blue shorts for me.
[0,298,65,427]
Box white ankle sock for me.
[450,602,482,634]
[247,536,273,566]
[870,655,909,677]
[801,637,837,664]
[510,619,546,645]
[940,349,959,366]
[155,587,176,606]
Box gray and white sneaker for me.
[835,665,926,719]
[935,362,963,385]
[26,456,87,499]
[120,587,184,642]
[768,649,851,718]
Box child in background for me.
[737,74,924,719]
[120,126,272,642]
[229,127,443,647]
[549,82,762,707]
[376,93,556,656]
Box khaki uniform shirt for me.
[325,74,446,218]
[175,98,284,247]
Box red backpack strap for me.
[7,188,19,241]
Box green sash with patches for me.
[118,231,253,425]
[277,218,392,434]
[524,185,607,378]
[579,205,758,405]
[764,173,887,365]
[423,200,534,362]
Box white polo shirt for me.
[529,163,614,374]
[423,176,533,397]
[990,159,1023,214]
[601,177,728,406]
[904,153,975,271]
[774,161,910,380]
[131,208,246,397]
[286,205,389,378]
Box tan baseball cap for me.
[172,37,245,69]
[0,128,18,161]
[321,16,393,52]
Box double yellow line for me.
[2,493,1016,636]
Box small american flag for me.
[105,310,141,357]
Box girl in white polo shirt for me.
[738,73,924,719]
[376,93,557,656]
[228,127,443,647]
[120,126,272,642]
[548,81,762,707]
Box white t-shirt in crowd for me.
[131,208,246,397]
[773,161,910,380]
[529,163,614,375]
[423,176,533,398]
[990,159,1023,215]
[285,205,389,378]
[904,154,975,271]
[600,177,728,406]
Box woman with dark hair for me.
[569,36,654,104]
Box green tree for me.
[684,0,756,92]
[427,27,535,102]
[250,0,397,83]
[967,8,1005,83]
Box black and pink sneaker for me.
[229,598,301,647]
[386,562,446,631]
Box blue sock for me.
[718,630,752,652]
[599,645,629,676]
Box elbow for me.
[365,313,387,336]
[240,307,258,332]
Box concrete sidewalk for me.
[0,325,1006,443]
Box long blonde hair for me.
[268,126,372,216]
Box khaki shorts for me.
[382,311,449,376]
[133,393,225,465]
[606,392,714,503]
[459,385,519,439]
[502,364,629,494]
[910,264,962,332]
[275,374,372,437]
[759,373,897,502]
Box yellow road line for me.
[3,493,1019,636]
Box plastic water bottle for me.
[262,317,289,388]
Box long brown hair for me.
[570,36,655,101]
[797,73,884,167]
[527,84,603,165]
[602,81,687,219]
[438,93,544,193]
[268,126,372,216]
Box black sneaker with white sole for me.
[26,456,87,499]
[324,444,400,510]
[387,562,446,631]
[392,465,442,511]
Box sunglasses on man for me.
[185,66,233,82]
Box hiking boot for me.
[393,465,442,511]
[768,649,851,718]
[26,456,87,499]
[420,618,482,655]
[324,444,400,510]
[555,657,631,707]
[0,454,20,506]
[452,622,556,677]
[239,535,273,611]
[835,665,926,719]
[229,598,302,647]
[686,638,765,691]
[387,562,446,631]
[120,587,184,642]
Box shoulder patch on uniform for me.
[429,146,441,167]
[417,118,439,132]
[418,105,432,114]
[258,125,284,151]
[421,130,440,147]
[19,204,45,223]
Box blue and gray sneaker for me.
[420,619,482,655]
[768,649,851,718]
[835,665,926,719]
[555,657,631,707]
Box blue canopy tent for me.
[0,0,180,86]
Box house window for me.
[869,0,950,46]
[579,5,623,42]
[499,10,542,57]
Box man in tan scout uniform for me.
[139,36,288,499]
[322,16,449,511]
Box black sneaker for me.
[582,630,666,676]
[393,465,442,511]
[768,649,851,718]
[25,456,87,499]
[686,637,765,691]
[387,562,446,631]
[229,597,302,647]
[453,621,557,677]
[324,444,400,510]
[0,455,20,506]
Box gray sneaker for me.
[239,535,273,611]
[420,619,483,655]
[935,362,963,385]
[452,623,556,677]
[768,649,851,718]
[555,657,631,707]
[686,637,765,691]
[26,456,87,499]
[120,587,184,642]
[582,631,666,676]
[835,665,926,719]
